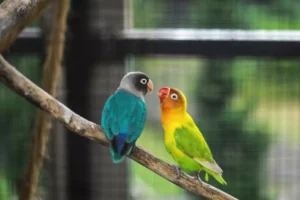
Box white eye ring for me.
[140,78,147,84]
[171,93,178,100]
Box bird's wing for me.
[127,99,147,143]
[113,95,146,156]
[101,94,117,140]
[174,123,223,175]
[101,91,137,139]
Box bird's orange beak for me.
[158,87,170,101]
[147,79,153,92]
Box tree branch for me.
[0,55,238,200]
[0,0,51,52]
[19,0,70,199]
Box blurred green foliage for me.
[129,56,299,199]
[131,0,300,199]
[0,0,41,197]
[0,55,42,196]
[0,0,40,196]
[233,59,300,101]
[133,0,300,29]
[0,172,10,200]
[193,61,270,200]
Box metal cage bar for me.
[8,28,300,57]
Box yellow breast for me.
[161,112,187,152]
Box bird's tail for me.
[109,147,125,163]
[110,133,134,163]
[209,172,227,185]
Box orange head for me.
[158,87,187,113]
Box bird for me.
[101,71,153,163]
[158,87,227,185]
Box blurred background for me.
[1,0,300,200]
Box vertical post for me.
[53,0,92,199]
[64,0,93,199]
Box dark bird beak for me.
[157,87,170,101]
[147,79,153,92]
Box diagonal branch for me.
[0,0,51,52]
[0,54,238,200]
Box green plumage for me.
[172,122,227,185]
[174,124,214,163]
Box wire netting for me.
[0,0,300,200]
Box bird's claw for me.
[172,165,182,179]
[194,172,203,186]
[127,143,136,156]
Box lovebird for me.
[158,87,227,185]
[101,72,153,163]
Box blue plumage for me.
[101,89,147,163]
[116,133,128,151]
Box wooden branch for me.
[19,0,70,199]
[0,55,238,200]
[0,0,51,52]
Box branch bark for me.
[0,55,238,200]
[18,0,70,199]
[0,0,51,52]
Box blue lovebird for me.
[101,71,153,163]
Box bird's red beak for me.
[158,87,170,101]
[147,79,153,92]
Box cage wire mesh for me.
[127,56,300,200]
[126,0,300,199]
[1,0,300,200]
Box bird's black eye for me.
[140,78,147,84]
[171,93,178,100]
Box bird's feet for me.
[127,143,136,156]
[172,165,182,179]
[194,172,203,186]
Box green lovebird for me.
[158,87,227,185]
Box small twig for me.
[0,0,51,52]
[0,55,238,200]
[18,0,70,199]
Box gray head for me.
[118,71,153,99]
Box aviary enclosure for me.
[0,0,299,200]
